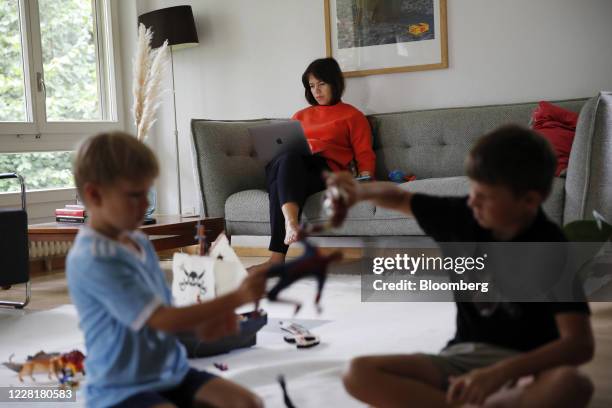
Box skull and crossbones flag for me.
[172,253,216,306]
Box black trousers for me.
[265,152,329,254]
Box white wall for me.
[118,0,612,216]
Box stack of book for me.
[55,204,87,224]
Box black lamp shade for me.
[138,5,199,49]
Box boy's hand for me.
[195,312,240,341]
[325,171,361,207]
[236,267,267,304]
[324,171,361,227]
[447,364,510,406]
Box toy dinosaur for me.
[3,351,61,382]
[3,350,85,383]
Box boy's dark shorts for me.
[111,368,217,408]
[421,342,520,390]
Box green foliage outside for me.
[0,151,74,192]
[0,0,100,192]
[0,0,27,121]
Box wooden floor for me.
[3,261,611,408]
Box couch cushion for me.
[226,190,270,223]
[377,176,564,225]
[225,175,565,236]
[225,189,377,236]
[226,190,376,223]
[369,177,471,235]
[224,190,269,236]
[374,175,471,217]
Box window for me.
[0,0,121,192]
[39,0,102,121]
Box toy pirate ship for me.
[173,225,267,358]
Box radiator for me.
[29,240,72,259]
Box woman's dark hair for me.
[465,124,557,198]
[301,57,345,106]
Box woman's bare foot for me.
[284,220,300,245]
[281,202,300,245]
[247,252,286,274]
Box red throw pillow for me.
[531,101,579,176]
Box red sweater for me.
[292,102,376,174]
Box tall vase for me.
[143,137,157,225]
[144,186,157,224]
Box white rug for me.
[0,275,455,407]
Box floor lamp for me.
[138,6,199,215]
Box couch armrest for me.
[564,92,612,224]
[191,119,276,218]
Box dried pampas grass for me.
[132,23,169,142]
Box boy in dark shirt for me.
[330,125,594,407]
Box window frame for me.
[0,0,125,153]
[0,0,37,134]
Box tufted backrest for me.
[191,119,274,218]
[369,99,587,180]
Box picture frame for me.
[324,0,448,77]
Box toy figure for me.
[321,186,350,229]
[388,169,417,183]
[213,362,228,371]
[260,185,348,314]
[266,234,342,314]
[57,350,86,379]
[278,375,296,408]
[55,350,85,388]
[195,222,210,255]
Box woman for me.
[253,57,375,270]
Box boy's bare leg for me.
[483,366,593,408]
[194,377,262,408]
[343,354,451,408]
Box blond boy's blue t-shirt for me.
[66,226,190,408]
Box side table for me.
[28,216,225,270]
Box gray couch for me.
[191,92,612,238]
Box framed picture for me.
[324,0,448,77]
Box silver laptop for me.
[248,121,312,164]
